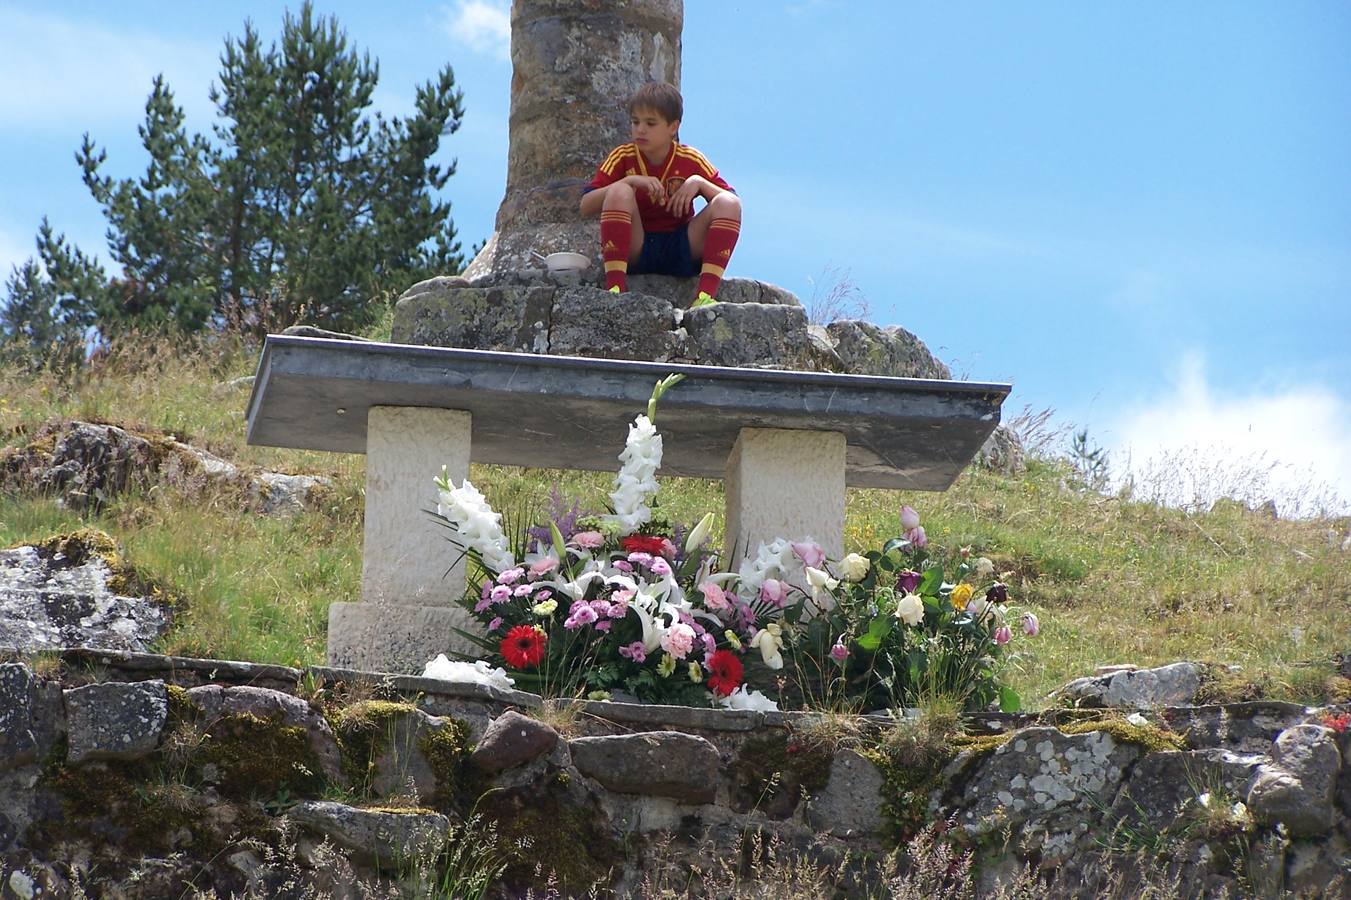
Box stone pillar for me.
[463,0,683,282]
[724,428,847,564]
[327,407,483,673]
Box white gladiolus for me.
[719,686,780,712]
[605,414,663,534]
[435,472,516,572]
[895,592,924,626]
[840,552,870,582]
[804,566,839,599]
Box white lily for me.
[685,512,715,553]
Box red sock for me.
[697,217,740,298]
[600,210,632,291]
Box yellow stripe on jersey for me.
[675,146,716,177]
[599,144,635,175]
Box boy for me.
[580,82,742,307]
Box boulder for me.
[250,472,332,516]
[0,541,171,654]
[1247,724,1341,836]
[681,302,810,368]
[627,275,801,309]
[63,680,168,763]
[569,731,719,804]
[805,748,886,837]
[185,684,345,784]
[363,706,458,802]
[823,320,952,380]
[285,800,449,870]
[943,726,1142,864]
[978,425,1027,476]
[0,664,38,771]
[471,710,559,775]
[391,281,554,353]
[1058,662,1203,709]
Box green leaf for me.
[918,567,942,597]
[999,686,1022,713]
[857,616,892,651]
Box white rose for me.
[895,592,924,626]
[804,566,839,599]
[839,553,870,582]
[975,557,995,579]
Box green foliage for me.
[5,1,466,348]
[0,223,106,368]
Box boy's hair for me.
[627,82,682,123]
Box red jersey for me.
[586,141,734,233]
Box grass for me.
[2,333,1349,705]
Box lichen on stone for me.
[1058,718,1186,753]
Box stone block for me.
[471,710,559,774]
[286,800,449,871]
[64,680,167,764]
[1247,724,1341,836]
[806,749,886,837]
[681,302,811,369]
[186,684,345,784]
[327,602,484,676]
[626,275,801,309]
[0,664,37,771]
[725,428,846,563]
[549,286,678,361]
[362,406,470,606]
[1058,662,1203,709]
[391,281,553,353]
[570,731,719,804]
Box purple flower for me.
[650,558,672,577]
[497,567,525,586]
[1022,612,1040,636]
[487,616,503,632]
[627,552,653,566]
[790,540,826,569]
[612,560,634,573]
[760,579,789,609]
[830,640,849,663]
[987,583,1009,604]
[896,570,921,593]
[589,599,612,618]
[905,526,928,548]
[595,620,612,633]
[564,601,598,630]
[993,625,1012,646]
[512,583,534,598]
[474,595,494,613]
[490,585,512,604]
[618,641,647,663]
[900,505,920,530]
[701,632,717,656]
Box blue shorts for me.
[630,224,701,277]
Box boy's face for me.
[630,106,679,154]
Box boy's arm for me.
[579,175,667,217]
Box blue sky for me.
[2,1,1349,512]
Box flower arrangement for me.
[787,505,1038,712]
[432,375,785,708]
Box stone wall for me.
[2,649,1347,897]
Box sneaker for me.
[608,285,622,293]
[690,292,719,309]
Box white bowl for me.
[544,251,590,273]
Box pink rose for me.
[759,579,788,609]
[661,622,696,659]
[993,625,1012,646]
[900,505,920,530]
[790,540,826,569]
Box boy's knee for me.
[603,181,637,207]
[710,191,742,217]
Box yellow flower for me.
[656,653,676,677]
[688,661,703,683]
[950,583,974,610]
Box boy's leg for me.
[600,182,646,292]
[686,192,742,301]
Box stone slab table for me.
[245,335,1009,673]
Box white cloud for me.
[442,1,511,62]
[0,8,215,128]
[1107,352,1351,516]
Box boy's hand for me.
[665,176,704,217]
[624,175,666,204]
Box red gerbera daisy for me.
[620,534,670,556]
[500,625,547,669]
[705,649,744,698]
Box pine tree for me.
[4,1,466,346]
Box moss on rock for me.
[730,731,834,819]
[478,783,620,895]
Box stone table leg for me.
[724,427,846,564]
[327,406,482,673]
